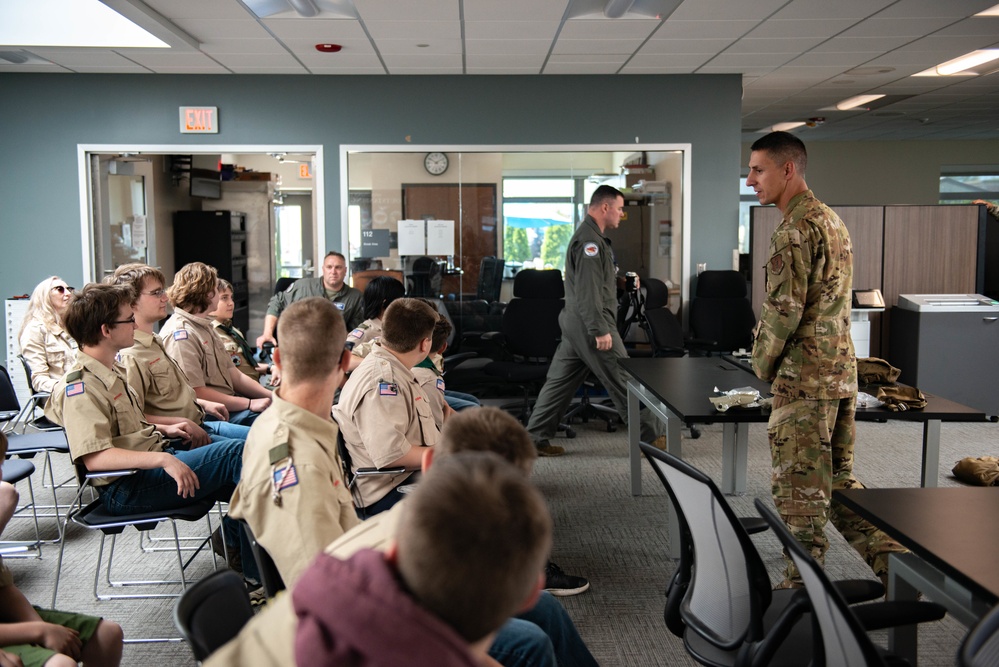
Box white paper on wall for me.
[397,219,426,255]
[426,220,455,256]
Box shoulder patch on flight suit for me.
[173,330,188,341]
[65,382,85,397]
[583,242,599,257]
[334,302,345,310]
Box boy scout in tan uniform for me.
[161,308,238,399]
[747,131,903,587]
[228,298,358,586]
[333,299,441,515]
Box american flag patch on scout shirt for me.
[379,382,398,396]
[272,464,299,490]
[173,330,188,341]
[349,328,364,339]
[65,382,84,397]
[436,378,445,393]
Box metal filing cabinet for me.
[889,294,999,417]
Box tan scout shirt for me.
[347,318,382,348]
[412,354,447,430]
[326,500,401,559]
[160,308,235,395]
[228,391,359,586]
[19,317,78,393]
[211,320,261,381]
[118,330,205,424]
[333,343,439,506]
[44,352,166,485]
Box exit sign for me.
[179,106,218,134]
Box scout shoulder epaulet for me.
[66,370,83,382]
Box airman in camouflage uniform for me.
[748,132,904,587]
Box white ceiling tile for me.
[388,65,463,73]
[839,17,958,38]
[639,38,734,55]
[785,51,885,68]
[655,20,759,39]
[627,53,711,68]
[228,65,308,73]
[201,40,289,55]
[376,39,462,55]
[744,19,860,39]
[466,53,545,68]
[363,20,461,40]
[724,37,825,55]
[544,61,622,74]
[704,52,796,68]
[381,53,462,68]
[0,63,66,72]
[147,64,231,73]
[114,50,227,67]
[211,52,301,67]
[172,18,273,40]
[297,52,384,67]
[771,0,894,20]
[354,0,458,21]
[71,64,151,72]
[874,0,996,19]
[934,17,999,37]
[144,0,250,20]
[263,19,367,40]
[669,0,786,21]
[553,39,647,55]
[27,48,138,67]
[697,65,777,76]
[311,66,386,73]
[463,0,569,22]
[620,64,698,73]
[559,18,659,40]
[280,38,376,52]
[547,53,629,64]
[465,40,553,56]
[466,66,541,73]
[464,21,560,40]
[810,36,913,53]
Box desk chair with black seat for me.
[407,256,442,298]
[273,276,296,295]
[239,520,285,599]
[174,568,254,662]
[334,427,407,520]
[0,457,42,558]
[688,270,756,355]
[959,600,999,667]
[639,443,945,667]
[481,270,574,435]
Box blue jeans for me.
[490,618,556,667]
[227,409,261,426]
[203,419,251,441]
[444,390,480,411]
[519,591,599,667]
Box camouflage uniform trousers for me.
[769,394,905,585]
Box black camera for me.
[625,272,639,292]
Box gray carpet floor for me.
[3,412,996,665]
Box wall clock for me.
[424,152,449,176]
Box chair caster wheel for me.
[688,427,701,439]
[564,427,576,439]
[607,424,616,433]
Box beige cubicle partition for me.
[750,204,981,359]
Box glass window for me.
[738,178,756,254]
[502,178,577,271]
[939,173,999,203]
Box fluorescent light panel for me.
[0,0,168,48]
[836,94,885,111]
[766,122,806,132]
[914,49,999,76]
[974,3,999,16]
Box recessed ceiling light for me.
[416,44,430,48]
[0,0,168,48]
[974,3,999,16]
[836,94,885,111]
[315,43,342,53]
[764,121,806,132]
[845,66,895,76]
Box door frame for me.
[340,143,693,306]
[77,143,324,282]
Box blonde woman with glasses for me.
[18,276,78,393]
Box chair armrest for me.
[354,466,407,477]
[853,600,947,630]
[84,469,140,480]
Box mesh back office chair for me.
[273,277,296,295]
[688,270,756,355]
[174,568,255,662]
[959,602,999,667]
[638,443,925,667]
[407,257,442,298]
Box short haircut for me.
[397,452,552,643]
[438,407,536,475]
[62,283,134,348]
[217,279,233,293]
[168,262,219,313]
[276,297,347,384]
[105,263,166,304]
[750,131,808,175]
[362,275,406,320]
[590,184,623,208]
[415,299,452,354]
[324,251,346,263]
[380,298,438,353]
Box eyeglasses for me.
[109,315,136,326]
[51,285,73,294]
[142,289,166,298]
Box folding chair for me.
[240,520,285,599]
[52,465,220,609]
[0,457,42,558]
[174,569,254,661]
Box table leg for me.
[920,419,941,488]
[888,553,920,666]
[721,422,749,495]
[628,382,642,497]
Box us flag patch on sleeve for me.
[173,330,188,341]
[272,464,298,491]
[379,382,398,396]
[436,378,445,393]
[65,382,85,397]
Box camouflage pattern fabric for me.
[752,190,904,586]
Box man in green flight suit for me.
[748,131,904,587]
[526,185,662,457]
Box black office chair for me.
[688,270,757,355]
[174,568,254,662]
[639,443,942,667]
[756,499,934,667]
[407,256,442,298]
[273,276,296,295]
[239,520,285,599]
[481,270,573,429]
[334,424,407,519]
[641,278,690,358]
[0,458,42,557]
[959,600,999,667]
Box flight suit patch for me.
[334,302,345,310]
[379,382,398,396]
[173,330,188,341]
[65,382,85,397]
[583,242,599,257]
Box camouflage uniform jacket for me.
[751,190,857,400]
